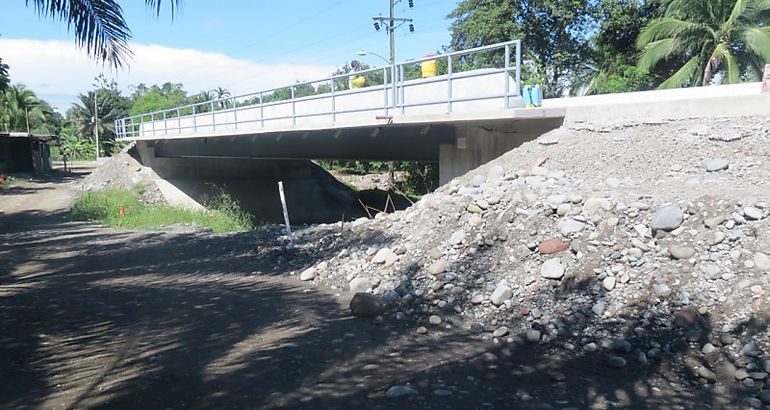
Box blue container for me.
[523,85,542,107]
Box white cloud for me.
[0,38,336,112]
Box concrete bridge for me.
[114,40,770,223]
[116,41,565,186]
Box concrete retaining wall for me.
[139,147,365,224]
[545,82,770,121]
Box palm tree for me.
[25,0,181,68]
[213,87,231,109]
[637,0,770,88]
[70,89,128,155]
[0,85,47,133]
[0,58,9,92]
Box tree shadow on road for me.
[1,214,768,410]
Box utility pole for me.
[94,91,99,162]
[372,0,414,189]
[389,0,396,76]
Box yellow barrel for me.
[350,75,366,89]
[421,55,437,78]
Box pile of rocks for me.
[272,116,770,405]
[80,143,165,205]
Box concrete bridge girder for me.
[137,114,565,185]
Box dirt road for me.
[0,169,735,409]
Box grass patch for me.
[71,185,253,233]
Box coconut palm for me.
[0,58,9,92]
[637,0,770,88]
[212,87,231,109]
[69,89,128,155]
[0,85,48,133]
[25,0,181,68]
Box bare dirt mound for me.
[79,144,166,205]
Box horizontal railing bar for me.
[115,39,523,139]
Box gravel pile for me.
[265,116,770,405]
[79,143,166,205]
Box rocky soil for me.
[78,116,770,408]
[260,116,770,408]
[79,145,166,205]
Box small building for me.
[0,132,57,174]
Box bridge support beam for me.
[438,117,563,185]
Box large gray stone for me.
[299,267,316,281]
[490,284,512,306]
[386,385,418,398]
[744,206,764,220]
[703,158,729,172]
[754,252,770,272]
[372,248,398,265]
[541,258,565,280]
[668,245,695,260]
[449,230,465,245]
[650,205,684,232]
[349,293,384,317]
[349,277,372,294]
[427,260,451,275]
[558,219,586,236]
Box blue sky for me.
[1,0,457,110]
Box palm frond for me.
[726,0,750,27]
[742,27,770,63]
[638,38,677,70]
[658,55,701,88]
[711,43,741,83]
[24,0,181,68]
[637,18,710,47]
[145,0,182,21]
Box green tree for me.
[637,0,770,88]
[129,82,189,115]
[69,77,130,155]
[58,125,96,161]
[24,0,181,68]
[448,0,597,97]
[0,58,9,92]
[579,0,663,94]
[0,84,55,133]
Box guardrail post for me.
[447,55,453,113]
[331,80,336,123]
[400,65,405,114]
[177,108,181,134]
[260,92,265,128]
[515,40,522,97]
[193,105,197,133]
[151,113,156,136]
[504,44,511,109]
[232,97,238,130]
[291,86,296,126]
[382,67,389,115]
[391,64,397,112]
[163,111,168,135]
[211,102,216,131]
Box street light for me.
[355,49,398,189]
[356,50,391,66]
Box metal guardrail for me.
[115,40,522,139]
